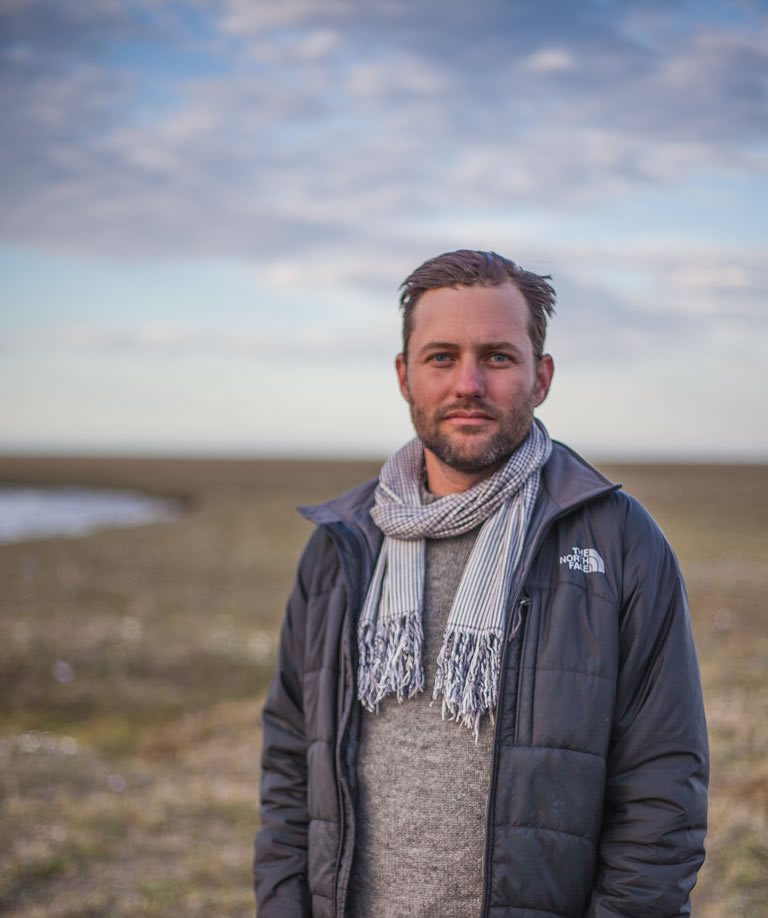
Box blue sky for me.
[1,0,766,460]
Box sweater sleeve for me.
[587,497,709,918]
[253,531,326,917]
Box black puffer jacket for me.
[254,442,709,917]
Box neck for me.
[423,448,506,496]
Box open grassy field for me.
[0,456,766,917]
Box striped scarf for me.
[358,419,552,733]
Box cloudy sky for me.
[1,0,766,460]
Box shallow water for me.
[0,486,180,543]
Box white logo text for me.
[560,547,605,574]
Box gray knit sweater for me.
[346,526,494,917]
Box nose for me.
[454,357,485,399]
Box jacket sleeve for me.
[253,530,327,917]
[587,497,709,918]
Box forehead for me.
[409,283,532,350]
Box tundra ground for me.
[0,456,765,917]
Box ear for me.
[533,354,554,407]
[395,353,410,402]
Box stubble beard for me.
[408,394,536,475]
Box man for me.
[254,250,709,917]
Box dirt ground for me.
[0,456,766,917]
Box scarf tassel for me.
[358,611,425,712]
[432,628,504,738]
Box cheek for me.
[493,375,529,396]
[404,373,433,402]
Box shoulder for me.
[579,486,680,581]
[541,442,682,598]
[545,440,673,549]
[299,476,378,528]
[294,475,381,597]
[295,526,343,600]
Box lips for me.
[439,407,498,430]
[439,404,497,422]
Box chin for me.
[434,441,509,474]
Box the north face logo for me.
[560,547,605,574]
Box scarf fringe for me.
[358,611,425,712]
[432,627,503,737]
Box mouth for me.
[441,409,496,427]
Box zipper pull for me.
[509,594,531,642]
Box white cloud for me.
[1,1,766,262]
[296,28,339,59]
[1,0,766,356]
[523,48,575,73]
[346,53,448,95]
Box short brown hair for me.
[399,249,556,360]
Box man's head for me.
[395,250,556,494]
[399,249,556,363]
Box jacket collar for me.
[520,440,621,553]
[299,476,382,559]
[541,440,620,515]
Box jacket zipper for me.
[480,590,530,917]
[334,637,352,918]
[512,595,532,740]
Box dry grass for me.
[0,456,766,916]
